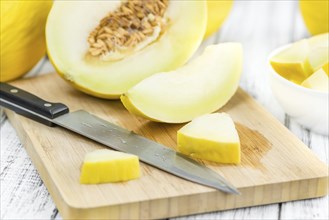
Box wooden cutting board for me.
[4,73,328,219]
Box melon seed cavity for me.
[88,0,169,60]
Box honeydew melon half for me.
[121,43,243,123]
[46,0,207,99]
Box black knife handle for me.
[0,82,69,126]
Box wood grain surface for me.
[3,72,328,219]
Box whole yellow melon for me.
[300,0,329,35]
[0,1,53,82]
[204,0,233,38]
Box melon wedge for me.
[323,62,329,75]
[270,39,313,84]
[177,113,240,164]
[308,33,329,71]
[46,0,207,99]
[121,43,243,123]
[309,46,329,71]
[80,149,140,184]
[308,33,329,48]
[301,68,329,92]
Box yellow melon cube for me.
[80,149,140,184]
[177,113,240,164]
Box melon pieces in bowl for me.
[269,33,329,135]
[270,33,328,90]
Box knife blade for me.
[0,82,239,194]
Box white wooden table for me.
[1,1,328,219]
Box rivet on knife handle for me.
[0,82,69,126]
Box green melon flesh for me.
[46,0,207,99]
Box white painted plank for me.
[281,197,329,220]
[0,120,58,219]
[172,204,279,220]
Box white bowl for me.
[268,45,329,136]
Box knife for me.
[0,82,239,194]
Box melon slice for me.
[46,0,207,99]
[308,46,329,72]
[301,68,329,92]
[270,39,313,84]
[121,43,243,123]
[308,33,329,71]
[177,113,240,164]
[308,33,329,48]
[323,62,329,75]
[80,149,140,184]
